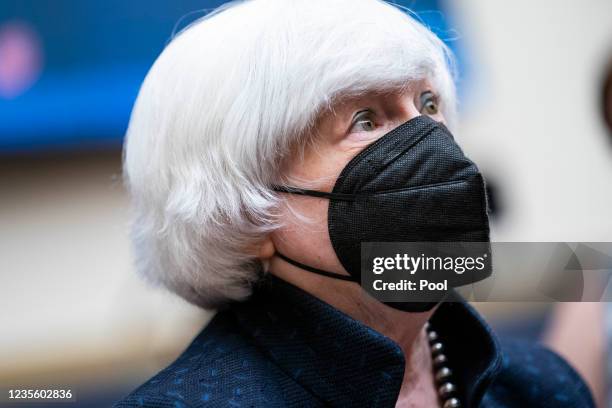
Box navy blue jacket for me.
[115,275,594,407]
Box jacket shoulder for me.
[114,311,312,408]
[482,339,594,408]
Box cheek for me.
[271,196,347,273]
[431,111,447,125]
[342,126,390,146]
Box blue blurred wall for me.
[0,0,461,153]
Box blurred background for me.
[1,0,611,407]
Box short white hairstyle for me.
[124,0,457,309]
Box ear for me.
[257,235,276,260]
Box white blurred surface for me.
[0,153,210,386]
[451,0,612,241]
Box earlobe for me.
[258,237,276,260]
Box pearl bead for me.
[430,342,444,354]
[428,331,439,342]
[443,398,461,408]
[435,366,452,382]
[438,382,456,398]
[433,354,447,367]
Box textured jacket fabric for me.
[114,275,594,407]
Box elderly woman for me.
[115,1,594,407]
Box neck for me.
[269,258,438,406]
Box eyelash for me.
[349,109,377,133]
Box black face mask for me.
[273,115,490,312]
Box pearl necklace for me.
[425,322,461,408]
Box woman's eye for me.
[350,110,377,132]
[420,91,439,115]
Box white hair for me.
[124,0,457,309]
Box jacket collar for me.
[231,275,501,407]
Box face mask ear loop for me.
[275,251,359,283]
[272,186,361,202]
